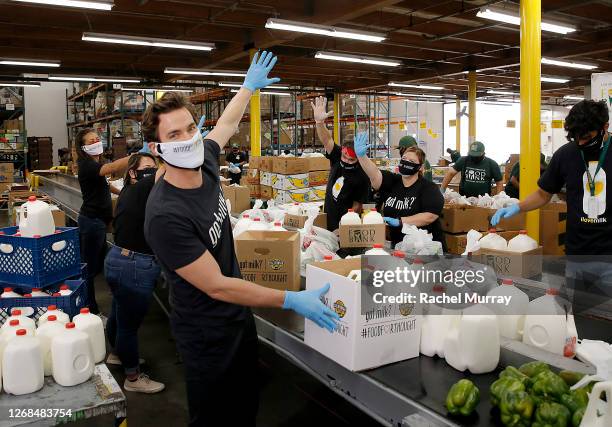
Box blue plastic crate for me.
[0,279,87,324]
[0,263,87,292]
[0,226,81,287]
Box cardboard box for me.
[307,185,327,202]
[246,168,260,185]
[234,231,301,291]
[272,157,309,174]
[306,157,330,172]
[539,202,567,256]
[259,157,273,172]
[440,205,489,233]
[308,170,329,187]
[260,185,273,200]
[475,247,543,278]
[0,163,14,183]
[271,173,309,190]
[485,208,526,231]
[444,230,520,255]
[260,171,273,187]
[284,213,327,229]
[304,258,421,371]
[274,188,310,204]
[222,185,251,214]
[220,177,231,186]
[249,157,261,170]
[339,224,386,248]
[247,184,261,199]
[13,205,66,227]
[239,176,248,186]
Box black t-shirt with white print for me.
[379,171,445,247]
[145,139,247,323]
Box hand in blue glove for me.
[283,283,339,332]
[242,50,281,92]
[138,141,151,154]
[490,203,521,226]
[197,115,209,138]
[384,217,401,227]
[354,132,369,157]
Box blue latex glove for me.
[384,217,400,227]
[283,283,339,332]
[354,132,369,157]
[138,141,151,154]
[490,203,521,226]
[197,115,209,138]
[242,50,281,92]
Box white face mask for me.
[82,141,103,156]
[156,131,204,170]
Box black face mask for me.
[135,167,157,181]
[340,160,359,171]
[398,159,421,176]
[470,155,484,164]
[576,130,604,154]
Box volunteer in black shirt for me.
[143,53,338,426]
[354,133,445,248]
[504,154,547,199]
[75,128,131,314]
[225,142,248,184]
[311,96,369,232]
[104,153,164,394]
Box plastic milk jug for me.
[339,209,361,225]
[507,230,538,252]
[30,288,48,297]
[18,196,55,238]
[2,329,44,395]
[4,309,35,336]
[486,279,529,340]
[51,322,94,387]
[523,288,567,355]
[248,217,269,231]
[287,203,301,216]
[38,305,70,326]
[1,287,20,298]
[362,208,384,224]
[478,229,507,250]
[364,243,388,256]
[421,285,456,358]
[459,304,500,374]
[73,308,105,363]
[271,221,286,231]
[564,313,578,358]
[581,381,612,427]
[58,284,72,296]
[443,314,467,371]
[36,315,65,376]
[233,214,252,238]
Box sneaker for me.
[106,353,145,366]
[124,374,165,394]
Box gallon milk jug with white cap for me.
[38,305,70,326]
[523,288,567,355]
[270,221,286,231]
[1,287,20,298]
[30,288,48,297]
[362,208,384,224]
[507,230,538,252]
[479,229,508,250]
[58,284,72,296]
[51,322,94,387]
[3,309,35,336]
[364,243,388,256]
[73,308,106,363]
[459,304,500,374]
[36,315,65,376]
[486,279,529,340]
[248,217,269,231]
[233,214,252,238]
[18,195,55,238]
[2,329,44,395]
[421,285,458,358]
[340,209,361,225]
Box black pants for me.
[229,172,242,185]
[171,312,259,427]
[78,214,107,314]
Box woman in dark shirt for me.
[103,153,164,394]
[76,128,131,314]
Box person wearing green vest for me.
[446,148,461,163]
[398,136,432,181]
[441,141,503,197]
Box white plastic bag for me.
[228,165,241,174]
[476,194,493,208]
[572,339,612,390]
[396,225,442,255]
[462,229,482,255]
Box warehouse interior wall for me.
[25,82,70,165]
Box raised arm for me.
[353,132,383,190]
[207,51,280,150]
[311,96,335,154]
[99,155,131,177]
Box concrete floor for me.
[74,275,380,427]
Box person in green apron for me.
[440,141,503,197]
[398,136,433,181]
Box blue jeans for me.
[104,245,160,375]
[78,214,107,314]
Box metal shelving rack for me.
[0,86,28,181]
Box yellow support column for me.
[333,93,340,145]
[468,71,477,143]
[455,98,461,151]
[249,49,261,156]
[520,0,541,240]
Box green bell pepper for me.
[519,361,551,378]
[571,406,585,427]
[558,371,586,387]
[499,390,535,427]
[560,388,589,414]
[500,366,530,385]
[532,402,571,427]
[531,371,570,402]
[490,377,526,407]
[445,379,480,416]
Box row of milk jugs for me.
[0,307,105,395]
[421,280,577,374]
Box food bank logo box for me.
[338,224,386,248]
[304,257,421,371]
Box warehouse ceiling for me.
[1,0,611,102]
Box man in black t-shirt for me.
[225,142,248,184]
[310,96,369,232]
[142,52,338,427]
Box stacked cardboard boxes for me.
[0,163,14,192]
[27,137,53,170]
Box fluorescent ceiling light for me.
[82,32,214,51]
[218,82,289,89]
[121,87,193,93]
[230,89,290,96]
[165,67,246,77]
[487,90,519,96]
[12,0,113,10]
[395,92,443,98]
[542,57,597,70]
[564,95,584,100]
[388,82,443,90]
[315,51,400,67]
[0,58,60,67]
[0,82,41,87]
[542,76,569,83]
[265,18,385,42]
[477,7,575,34]
[49,75,140,83]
